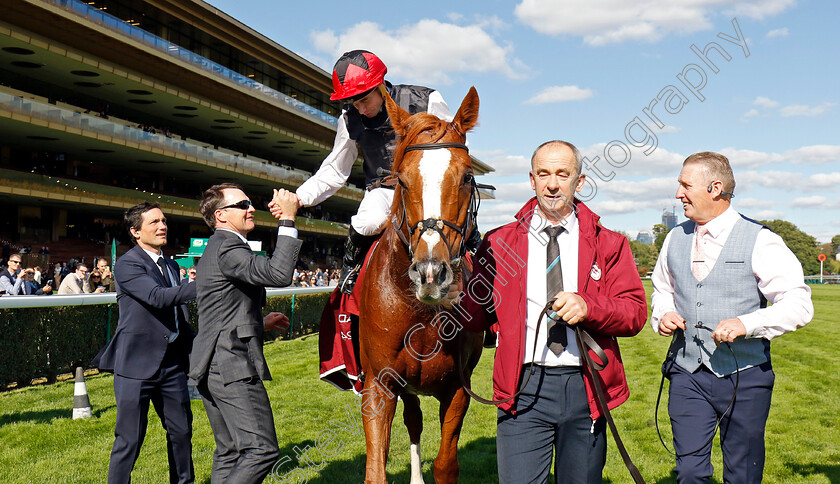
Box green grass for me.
[1,282,838,483]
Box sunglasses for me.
[220,200,253,211]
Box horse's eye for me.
[463,173,474,185]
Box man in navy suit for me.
[95,202,197,483]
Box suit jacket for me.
[189,229,301,385]
[95,245,197,379]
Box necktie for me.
[156,256,173,287]
[692,226,710,281]
[544,225,567,355]
[157,256,180,340]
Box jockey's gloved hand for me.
[465,226,482,254]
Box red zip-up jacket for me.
[462,198,647,418]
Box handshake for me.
[267,189,304,222]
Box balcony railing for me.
[44,0,338,129]
[0,90,362,202]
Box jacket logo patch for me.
[590,263,602,281]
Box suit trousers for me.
[108,349,193,484]
[497,365,606,484]
[667,362,775,484]
[199,369,279,484]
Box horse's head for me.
[385,86,480,305]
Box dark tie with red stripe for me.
[544,225,567,355]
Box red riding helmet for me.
[330,50,387,101]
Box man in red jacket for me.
[461,140,647,483]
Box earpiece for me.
[707,183,714,193]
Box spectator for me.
[0,255,26,295]
[33,266,42,285]
[94,257,116,292]
[57,262,93,294]
[24,267,52,295]
[179,267,187,282]
[87,270,108,294]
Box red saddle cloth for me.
[318,240,378,393]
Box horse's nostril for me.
[437,264,448,284]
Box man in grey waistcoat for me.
[650,151,813,484]
[190,183,301,483]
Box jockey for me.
[295,50,480,294]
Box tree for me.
[831,234,840,256]
[628,239,656,277]
[759,219,820,275]
[652,223,669,254]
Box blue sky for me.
[206,0,839,244]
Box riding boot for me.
[465,226,482,254]
[338,227,377,294]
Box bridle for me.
[387,141,493,263]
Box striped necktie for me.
[544,225,567,355]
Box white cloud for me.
[752,209,787,220]
[783,145,840,165]
[476,152,530,177]
[779,102,836,117]
[310,20,525,85]
[525,85,594,104]
[806,172,840,189]
[790,196,840,209]
[738,170,804,190]
[579,143,685,176]
[766,27,789,38]
[753,96,780,109]
[655,125,680,133]
[513,0,794,45]
[741,109,759,122]
[718,145,840,168]
[734,197,773,209]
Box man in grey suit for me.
[189,183,301,483]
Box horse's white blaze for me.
[420,232,441,261]
[417,150,452,253]
[410,442,425,484]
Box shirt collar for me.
[529,209,578,235]
[217,227,248,244]
[698,205,738,238]
[140,246,164,263]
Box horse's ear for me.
[383,85,410,136]
[452,86,479,134]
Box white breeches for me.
[350,187,395,236]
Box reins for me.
[457,299,646,484]
[655,324,740,457]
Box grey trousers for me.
[497,365,606,484]
[198,370,279,484]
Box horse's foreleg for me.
[433,386,471,484]
[361,377,399,484]
[402,393,425,484]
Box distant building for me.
[662,207,678,230]
[636,231,654,245]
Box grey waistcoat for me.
[667,215,770,377]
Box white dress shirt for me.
[141,247,180,343]
[525,212,581,366]
[651,206,813,339]
[296,90,452,207]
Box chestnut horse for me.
[357,87,484,483]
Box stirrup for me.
[338,265,360,294]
